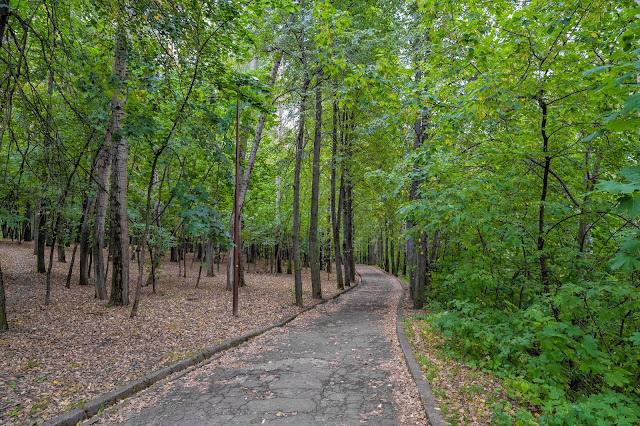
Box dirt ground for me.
[0,240,344,425]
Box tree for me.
[309,71,323,299]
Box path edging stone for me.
[41,277,361,426]
[371,266,447,426]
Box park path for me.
[90,266,426,425]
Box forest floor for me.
[0,240,344,425]
[403,304,537,425]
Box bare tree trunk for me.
[0,260,7,331]
[56,219,66,262]
[93,144,109,300]
[108,29,130,306]
[275,175,282,274]
[309,72,323,299]
[79,193,94,286]
[37,211,46,273]
[33,199,40,255]
[66,244,78,288]
[331,95,344,290]
[536,95,551,296]
[292,61,310,307]
[206,238,214,277]
[131,148,164,317]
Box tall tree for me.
[331,93,344,290]
[107,26,130,306]
[309,72,323,299]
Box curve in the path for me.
[91,266,424,426]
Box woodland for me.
[1,0,640,424]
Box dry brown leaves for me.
[404,300,534,425]
[375,278,429,426]
[0,240,342,425]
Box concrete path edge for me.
[373,267,447,426]
[41,276,362,426]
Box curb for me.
[369,266,447,426]
[42,277,362,426]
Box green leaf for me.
[582,65,612,76]
[604,369,630,387]
[608,253,640,271]
[623,93,640,114]
[595,180,639,194]
[618,166,640,184]
[582,130,603,142]
[615,194,640,218]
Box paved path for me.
[92,266,416,425]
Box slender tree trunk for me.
[33,199,40,255]
[56,219,66,262]
[131,148,163,317]
[291,63,310,307]
[206,238,214,277]
[275,175,282,274]
[326,204,332,275]
[0,260,7,331]
[66,244,78,288]
[226,53,283,290]
[331,96,344,290]
[108,29,130,306]
[309,72,323,299]
[93,143,109,299]
[537,95,551,295]
[79,193,94,286]
[37,211,46,273]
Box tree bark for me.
[66,244,78,288]
[108,29,130,306]
[292,60,310,307]
[536,94,550,295]
[275,175,282,274]
[0,260,7,331]
[37,211,46,273]
[92,144,109,300]
[331,96,344,290]
[78,192,94,286]
[309,72,323,299]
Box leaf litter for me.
[0,240,344,425]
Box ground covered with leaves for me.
[404,301,537,425]
[0,240,343,425]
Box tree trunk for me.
[206,238,214,277]
[23,202,32,242]
[93,143,109,299]
[37,211,46,273]
[33,199,41,255]
[226,52,283,290]
[309,72,323,300]
[275,175,282,274]
[66,244,78,288]
[0,260,7,331]
[536,95,551,295]
[108,29,130,306]
[131,148,164,317]
[331,96,344,290]
[56,219,66,262]
[342,112,356,284]
[291,63,310,307]
[79,193,94,286]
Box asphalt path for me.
[90,265,420,425]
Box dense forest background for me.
[1,0,640,423]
